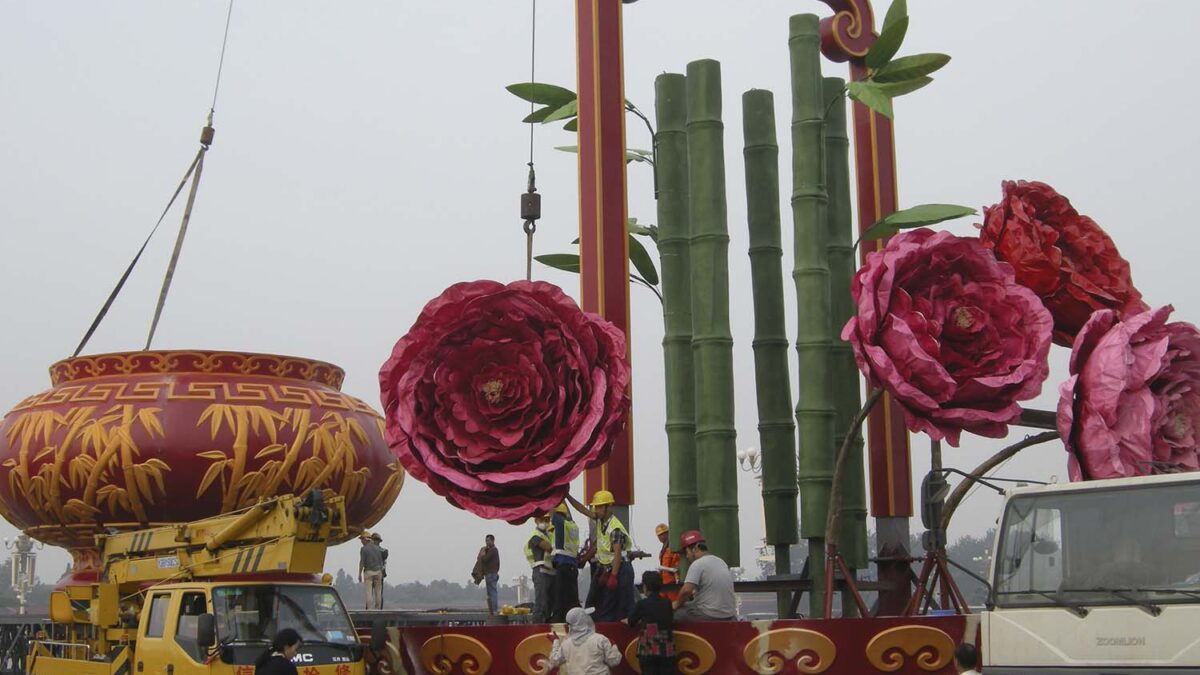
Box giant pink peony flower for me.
[843,229,1053,446]
[379,280,630,521]
[979,180,1148,346]
[1057,305,1200,481]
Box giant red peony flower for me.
[979,180,1148,346]
[1057,305,1200,481]
[379,280,630,521]
[843,229,1053,446]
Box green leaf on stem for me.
[543,100,578,124]
[875,76,933,98]
[847,81,893,119]
[860,203,978,242]
[563,119,578,132]
[505,83,577,107]
[554,145,652,165]
[872,53,951,83]
[534,253,581,274]
[626,217,656,239]
[865,16,908,69]
[522,106,557,124]
[881,0,907,32]
[627,233,659,286]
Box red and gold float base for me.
[367,615,969,675]
[0,350,404,584]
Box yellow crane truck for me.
[26,491,382,675]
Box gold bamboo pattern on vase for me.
[2,404,169,523]
[195,404,375,511]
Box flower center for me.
[953,306,975,330]
[1170,412,1193,439]
[480,379,505,404]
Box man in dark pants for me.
[526,513,557,623]
[476,534,500,615]
[550,502,581,622]
[570,490,642,622]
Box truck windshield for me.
[994,479,1200,608]
[213,585,357,645]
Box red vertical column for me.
[577,0,634,505]
[818,0,913,521]
[819,0,913,614]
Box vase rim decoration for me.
[49,349,346,389]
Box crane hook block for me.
[521,192,541,222]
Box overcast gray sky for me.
[2,1,1198,590]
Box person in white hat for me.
[548,607,622,675]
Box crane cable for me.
[520,0,541,281]
[72,1,236,356]
[144,0,235,350]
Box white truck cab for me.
[983,472,1200,674]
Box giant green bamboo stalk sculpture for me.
[655,73,700,550]
[823,76,868,573]
[742,89,798,583]
[789,14,835,614]
[686,59,739,566]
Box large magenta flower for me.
[979,180,1148,346]
[1057,306,1200,481]
[843,229,1053,446]
[379,280,630,521]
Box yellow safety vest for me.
[552,517,580,558]
[595,515,629,566]
[525,528,553,569]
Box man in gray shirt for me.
[671,530,736,621]
[358,532,386,610]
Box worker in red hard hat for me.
[672,529,737,622]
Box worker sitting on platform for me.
[672,530,737,622]
[569,490,636,622]
[551,501,582,623]
[527,512,557,623]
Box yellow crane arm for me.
[97,491,347,585]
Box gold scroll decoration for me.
[742,628,837,674]
[864,625,955,672]
[623,631,716,674]
[514,633,556,675]
[419,633,492,675]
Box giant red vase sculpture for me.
[0,350,403,584]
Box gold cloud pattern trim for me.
[419,633,492,675]
[865,625,955,672]
[742,628,836,674]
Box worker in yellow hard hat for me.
[567,490,638,622]
[550,501,581,622]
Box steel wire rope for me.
[70,1,237,355]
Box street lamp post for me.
[737,448,777,580]
[4,534,42,615]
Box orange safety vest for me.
[659,545,680,601]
